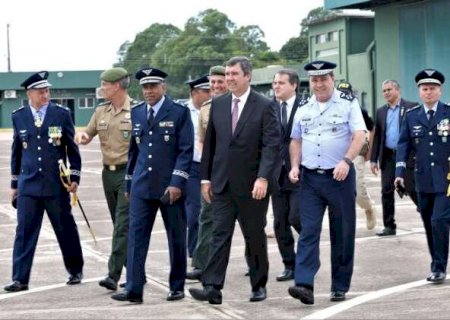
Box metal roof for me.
[0,70,102,90]
[325,0,421,9]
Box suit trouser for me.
[417,192,450,273]
[184,162,201,257]
[126,196,186,294]
[191,197,213,271]
[202,186,269,291]
[294,166,356,292]
[271,178,301,270]
[354,155,374,211]
[102,168,129,281]
[13,194,84,283]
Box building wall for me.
[347,52,373,113]
[374,0,450,106]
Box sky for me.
[0,0,324,72]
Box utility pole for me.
[7,23,11,72]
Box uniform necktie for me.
[231,98,240,134]
[35,110,43,127]
[281,101,288,130]
[148,107,154,125]
[427,109,434,125]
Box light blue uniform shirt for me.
[385,105,400,149]
[291,89,366,169]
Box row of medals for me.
[31,116,62,148]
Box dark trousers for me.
[271,174,301,270]
[126,196,187,294]
[381,148,419,229]
[13,194,84,283]
[102,168,129,281]
[184,161,201,257]
[191,197,213,271]
[295,166,356,292]
[417,192,450,273]
[202,185,269,291]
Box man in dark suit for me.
[111,67,193,304]
[270,69,302,282]
[4,71,84,292]
[370,79,419,236]
[395,69,450,283]
[189,56,280,304]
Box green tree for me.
[279,36,308,63]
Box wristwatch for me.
[343,157,353,166]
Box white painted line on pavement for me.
[302,276,450,320]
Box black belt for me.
[302,166,334,175]
[103,163,127,171]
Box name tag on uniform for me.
[159,121,174,127]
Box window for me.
[316,33,327,44]
[328,31,339,42]
[79,97,95,109]
[316,48,339,58]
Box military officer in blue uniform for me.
[111,67,194,304]
[395,69,450,284]
[287,61,366,304]
[4,71,84,292]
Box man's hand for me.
[370,162,379,176]
[201,183,212,204]
[333,160,350,181]
[75,132,90,145]
[124,192,130,202]
[394,177,405,189]
[252,178,268,200]
[10,189,18,202]
[289,167,300,183]
[67,182,78,193]
[166,186,182,204]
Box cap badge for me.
[142,69,152,76]
[312,63,324,70]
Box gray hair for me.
[382,79,400,89]
[226,56,252,76]
[118,76,131,89]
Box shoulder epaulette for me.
[298,97,309,107]
[12,106,25,114]
[131,101,144,109]
[406,105,421,113]
[339,91,355,102]
[56,104,70,112]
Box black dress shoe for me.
[288,285,314,305]
[111,290,143,303]
[189,286,222,305]
[186,268,202,280]
[249,287,266,302]
[99,276,118,291]
[376,227,396,236]
[4,281,29,292]
[67,273,83,285]
[166,290,185,301]
[276,269,294,282]
[330,291,346,301]
[426,272,446,283]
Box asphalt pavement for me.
[0,130,449,319]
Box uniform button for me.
[148,155,152,159]
[430,152,434,156]
[429,132,433,136]
[150,131,153,135]
[317,144,320,146]
[148,167,152,171]
[37,135,40,139]
[319,123,322,126]
[318,134,321,136]
[149,143,152,147]
[37,146,41,151]
[38,168,42,172]
[431,162,435,166]
[318,154,321,157]
[430,142,434,146]
[38,157,42,161]
[165,130,168,133]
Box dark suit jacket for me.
[201,89,280,195]
[273,97,302,190]
[11,102,81,196]
[371,98,417,169]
